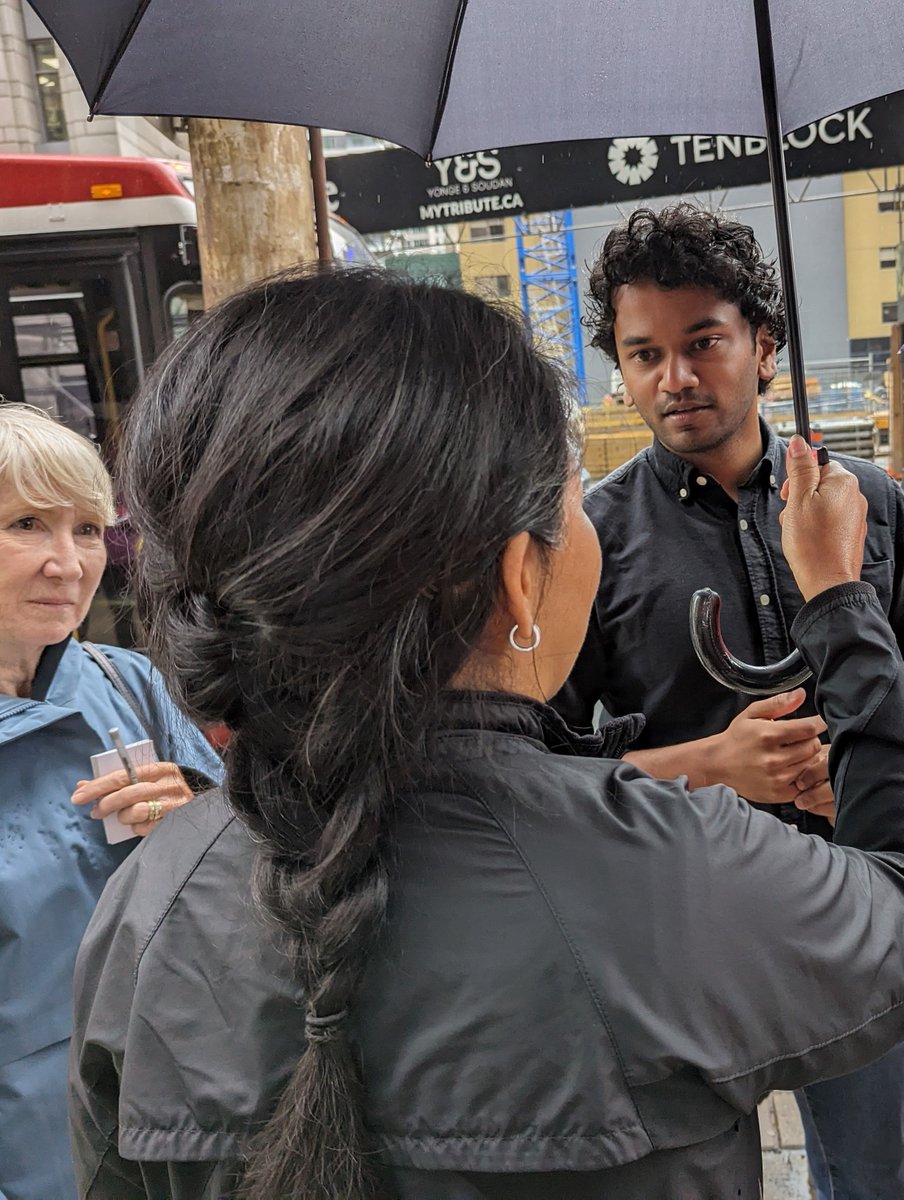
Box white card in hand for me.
[89,738,158,844]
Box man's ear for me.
[622,391,636,409]
[756,325,777,386]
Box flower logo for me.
[608,138,660,186]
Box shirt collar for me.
[647,416,783,503]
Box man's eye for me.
[632,349,655,363]
[693,337,718,351]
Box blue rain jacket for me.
[0,638,222,1200]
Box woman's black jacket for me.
[71,584,904,1199]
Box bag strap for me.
[80,641,158,749]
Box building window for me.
[880,246,897,270]
[469,222,506,242]
[882,301,900,323]
[474,274,512,299]
[850,336,892,362]
[879,191,904,213]
[32,39,67,142]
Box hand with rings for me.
[70,761,193,837]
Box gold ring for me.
[146,798,163,822]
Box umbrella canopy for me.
[29,0,904,694]
[27,0,904,159]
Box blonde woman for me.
[0,404,221,1200]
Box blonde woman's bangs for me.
[0,404,115,526]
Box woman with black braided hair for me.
[71,266,904,1200]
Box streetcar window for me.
[20,364,95,438]
[13,310,79,356]
[165,284,204,339]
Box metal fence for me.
[778,356,890,401]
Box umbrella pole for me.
[687,0,823,701]
[308,127,333,266]
[753,0,816,448]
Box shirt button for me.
[679,487,688,498]
[739,519,749,531]
[695,475,708,486]
[760,593,771,606]
[769,474,777,486]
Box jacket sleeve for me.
[886,473,904,655]
[796,582,904,854]
[75,1144,227,1200]
[68,849,144,1199]
[85,1162,229,1200]
[69,802,272,1198]
[652,583,904,1111]
[71,1030,230,1200]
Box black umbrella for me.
[28,0,903,691]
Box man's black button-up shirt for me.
[555,421,904,834]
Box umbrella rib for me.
[88,0,154,116]
[427,0,471,159]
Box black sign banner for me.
[326,92,904,234]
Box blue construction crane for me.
[515,209,586,399]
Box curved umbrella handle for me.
[689,588,812,696]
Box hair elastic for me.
[304,1008,349,1043]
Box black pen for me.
[109,727,139,786]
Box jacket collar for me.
[30,636,73,701]
[0,637,88,742]
[439,690,644,759]
[647,417,783,502]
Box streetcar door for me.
[0,241,151,645]
[0,237,151,447]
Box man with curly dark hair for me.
[555,203,904,1200]
[588,206,786,378]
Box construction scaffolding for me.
[515,210,586,398]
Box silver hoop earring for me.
[509,623,541,652]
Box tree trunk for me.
[188,118,318,308]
